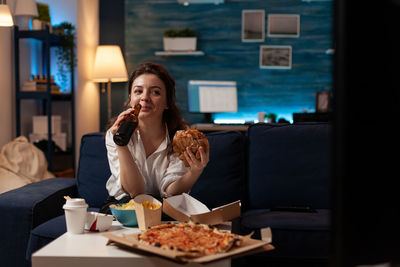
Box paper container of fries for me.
[163,193,241,225]
[133,194,162,231]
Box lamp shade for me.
[0,4,14,26]
[14,0,38,17]
[93,45,128,82]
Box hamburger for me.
[172,129,209,167]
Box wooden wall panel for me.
[125,0,333,123]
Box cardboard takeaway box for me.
[104,229,274,263]
[162,193,241,225]
[33,115,62,134]
[133,194,162,231]
[103,194,274,263]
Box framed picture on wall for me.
[267,14,300,38]
[316,91,331,112]
[259,45,292,69]
[242,10,265,42]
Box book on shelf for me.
[21,80,61,94]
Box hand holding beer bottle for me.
[113,103,141,146]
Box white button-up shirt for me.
[105,128,189,200]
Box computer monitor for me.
[188,80,238,123]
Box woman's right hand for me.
[109,107,136,135]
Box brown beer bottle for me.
[113,104,141,146]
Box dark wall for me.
[332,0,400,265]
[99,0,127,131]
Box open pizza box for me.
[103,227,274,263]
[162,193,241,225]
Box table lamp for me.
[14,0,38,30]
[0,0,13,27]
[93,45,128,120]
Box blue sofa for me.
[0,123,331,267]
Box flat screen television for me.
[187,80,238,123]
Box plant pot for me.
[163,37,197,51]
[32,19,42,30]
[32,19,52,31]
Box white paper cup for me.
[257,112,266,123]
[63,198,88,234]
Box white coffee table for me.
[32,221,230,267]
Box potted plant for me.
[266,113,277,123]
[163,28,197,52]
[32,2,51,30]
[52,22,76,91]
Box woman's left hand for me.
[184,146,209,173]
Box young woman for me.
[100,62,209,213]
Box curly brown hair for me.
[105,62,188,140]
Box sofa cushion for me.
[240,209,331,259]
[25,215,66,263]
[77,133,111,208]
[247,123,331,210]
[242,209,330,231]
[190,131,247,209]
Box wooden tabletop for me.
[190,124,249,132]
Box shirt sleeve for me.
[159,153,189,198]
[105,130,128,200]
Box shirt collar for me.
[135,124,170,154]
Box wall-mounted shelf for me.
[178,0,224,4]
[154,51,205,56]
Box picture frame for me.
[259,45,292,69]
[267,14,300,38]
[316,91,331,113]
[242,10,265,42]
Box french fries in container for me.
[133,194,162,231]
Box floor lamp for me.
[93,45,128,120]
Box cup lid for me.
[63,198,88,209]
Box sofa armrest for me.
[0,177,78,227]
[0,178,77,267]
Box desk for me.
[292,112,332,123]
[32,222,230,267]
[191,123,249,132]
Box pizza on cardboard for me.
[103,193,274,263]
